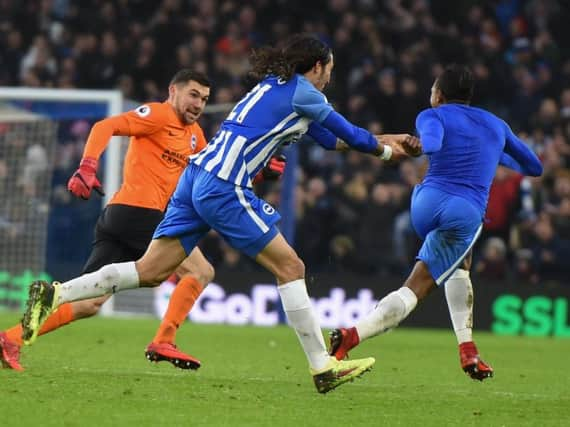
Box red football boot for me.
[0,331,23,371]
[329,327,360,360]
[459,341,493,381]
[145,342,201,370]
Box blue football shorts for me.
[153,164,281,258]
[411,184,483,285]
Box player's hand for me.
[375,134,422,162]
[67,157,105,200]
[374,134,408,162]
[252,154,286,184]
[400,135,422,157]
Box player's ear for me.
[312,61,323,74]
[167,84,176,100]
[433,87,445,106]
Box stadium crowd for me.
[1,0,570,284]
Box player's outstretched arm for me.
[498,152,527,174]
[67,115,131,200]
[82,115,131,159]
[321,111,397,157]
[306,122,354,152]
[68,104,167,200]
[306,119,415,161]
[502,124,543,177]
[292,78,414,160]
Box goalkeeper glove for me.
[67,157,105,200]
[252,154,286,185]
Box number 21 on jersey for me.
[226,83,272,123]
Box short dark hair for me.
[248,33,332,82]
[436,64,474,103]
[170,69,211,87]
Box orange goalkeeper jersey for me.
[83,102,207,212]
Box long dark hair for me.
[248,33,332,82]
[436,64,474,104]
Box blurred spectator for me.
[513,248,536,283]
[483,166,524,243]
[475,237,509,281]
[531,213,570,283]
[355,183,402,275]
[21,143,49,189]
[296,176,335,270]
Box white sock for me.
[356,287,418,341]
[444,268,473,344]
[278,279,330,371]
[57,262,140,305]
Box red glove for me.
[253,154,286,185]
[67,157,105,200]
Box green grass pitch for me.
[0,312,569,427]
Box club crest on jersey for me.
[262,203,275,215]
[135,105,151,117]
[190,134,197,151]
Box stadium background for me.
[0,0,569,335]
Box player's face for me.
[313,54,334,91]
[171,81,210,125]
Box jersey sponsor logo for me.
[135,105,151,117]
[161,149,188,168]
[262,203,275,215]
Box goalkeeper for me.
[0,68,285,371]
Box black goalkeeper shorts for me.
[82,204,164,274]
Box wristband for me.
[380,144,392,161]
[80,156,99,171]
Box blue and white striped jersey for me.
[192,74,333,187]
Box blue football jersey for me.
[416,104,542,215]
[192,74,333,187]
